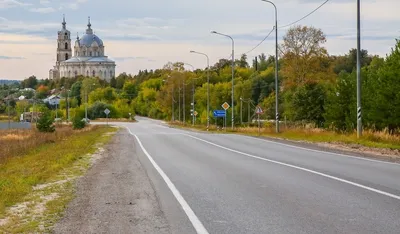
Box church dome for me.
[79,34,103,47]
[78,17,104,47]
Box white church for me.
[49,16,116,81]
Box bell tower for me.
[56,15,72,66]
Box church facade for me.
[49,17,116,81]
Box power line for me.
[243,27,275,55]
[237,0,331,58]
[279,0,331,29]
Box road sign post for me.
[221,102,230,131]
[255,106,263,136]
[104,108,111,126]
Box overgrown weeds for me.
[0,125,96,163]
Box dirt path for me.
[53,129,170,234]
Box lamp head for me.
[211,31,217,34]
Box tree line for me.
[1,25,399,134]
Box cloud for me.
[0,0,31,9]
[0,55,25,60]
[106,34,160,41]
[60,0,89,10]
[39,0,50,5]
[29,7,56,13]
[112,56,153,62]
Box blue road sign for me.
[213,110,226,117]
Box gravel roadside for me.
[53,129,170,234]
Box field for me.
[0,125,117,232]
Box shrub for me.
[72,116,86,130]
[36,111,55,132]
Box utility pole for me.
[85,89,88,120]
[7,90,10,129]
[183,80,185,124]
[240,97,243,125]
[262,0,279,133]
[192,79,195,126]
[356,0,362,138]
[178,84,181,122]
[172,86,175,121]
[248,101,250,124]
[67,90,70,122]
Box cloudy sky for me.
[0,0,399,80]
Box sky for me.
[0,0,399,80]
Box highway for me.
[118,117,400,234]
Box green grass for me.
[0,125,117,222]
[170,122,400,151]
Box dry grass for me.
[0,125,116,218]
[0,125,97,163]
[91,118,136,122]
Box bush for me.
[36,111,55,132]
[72,116,86,129]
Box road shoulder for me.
[53,129,170,234]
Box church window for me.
[104,70,107,78]
[83,51,86,56]
[89,52,92,56]
[64,33,68,39]
[86,71,89,77]
[65,53,69,60]
[65,42,68,50]
[68,70,71,77]
[75,71,78,77]
[92,70,96,77]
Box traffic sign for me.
[255,106,263,115]
[104,108,110,115]
[213,110,226,117]
[222,102,230,110]
[194,111,198,117]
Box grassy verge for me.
[0,125,117,232]
[169,122,400,151]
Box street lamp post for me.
[356,0,362,138]
[261,0,279,133]
[240,97,243,125]
[190,51,210,130]
[183,63,196,126]
[211,31,235,130]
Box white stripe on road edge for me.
[238,135,400,166]
[126,128,209,234]
[183,133,400,201]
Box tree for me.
[36,111,55,132]
[110,77,117,88]
[333,49,373,74]
[289,82,327,127]
[36,85,49,99]
[70,81,82,105]
[21,75,38,89]
[122,81,138,101]
[280,25,332,88]
[237,54,249,68]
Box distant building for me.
[49,16,116,81]
[44,95,61,106]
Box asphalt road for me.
[116,117,400,234]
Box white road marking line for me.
[234,134,400,166]
[126,128,209,234]
[183,133,400,201]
